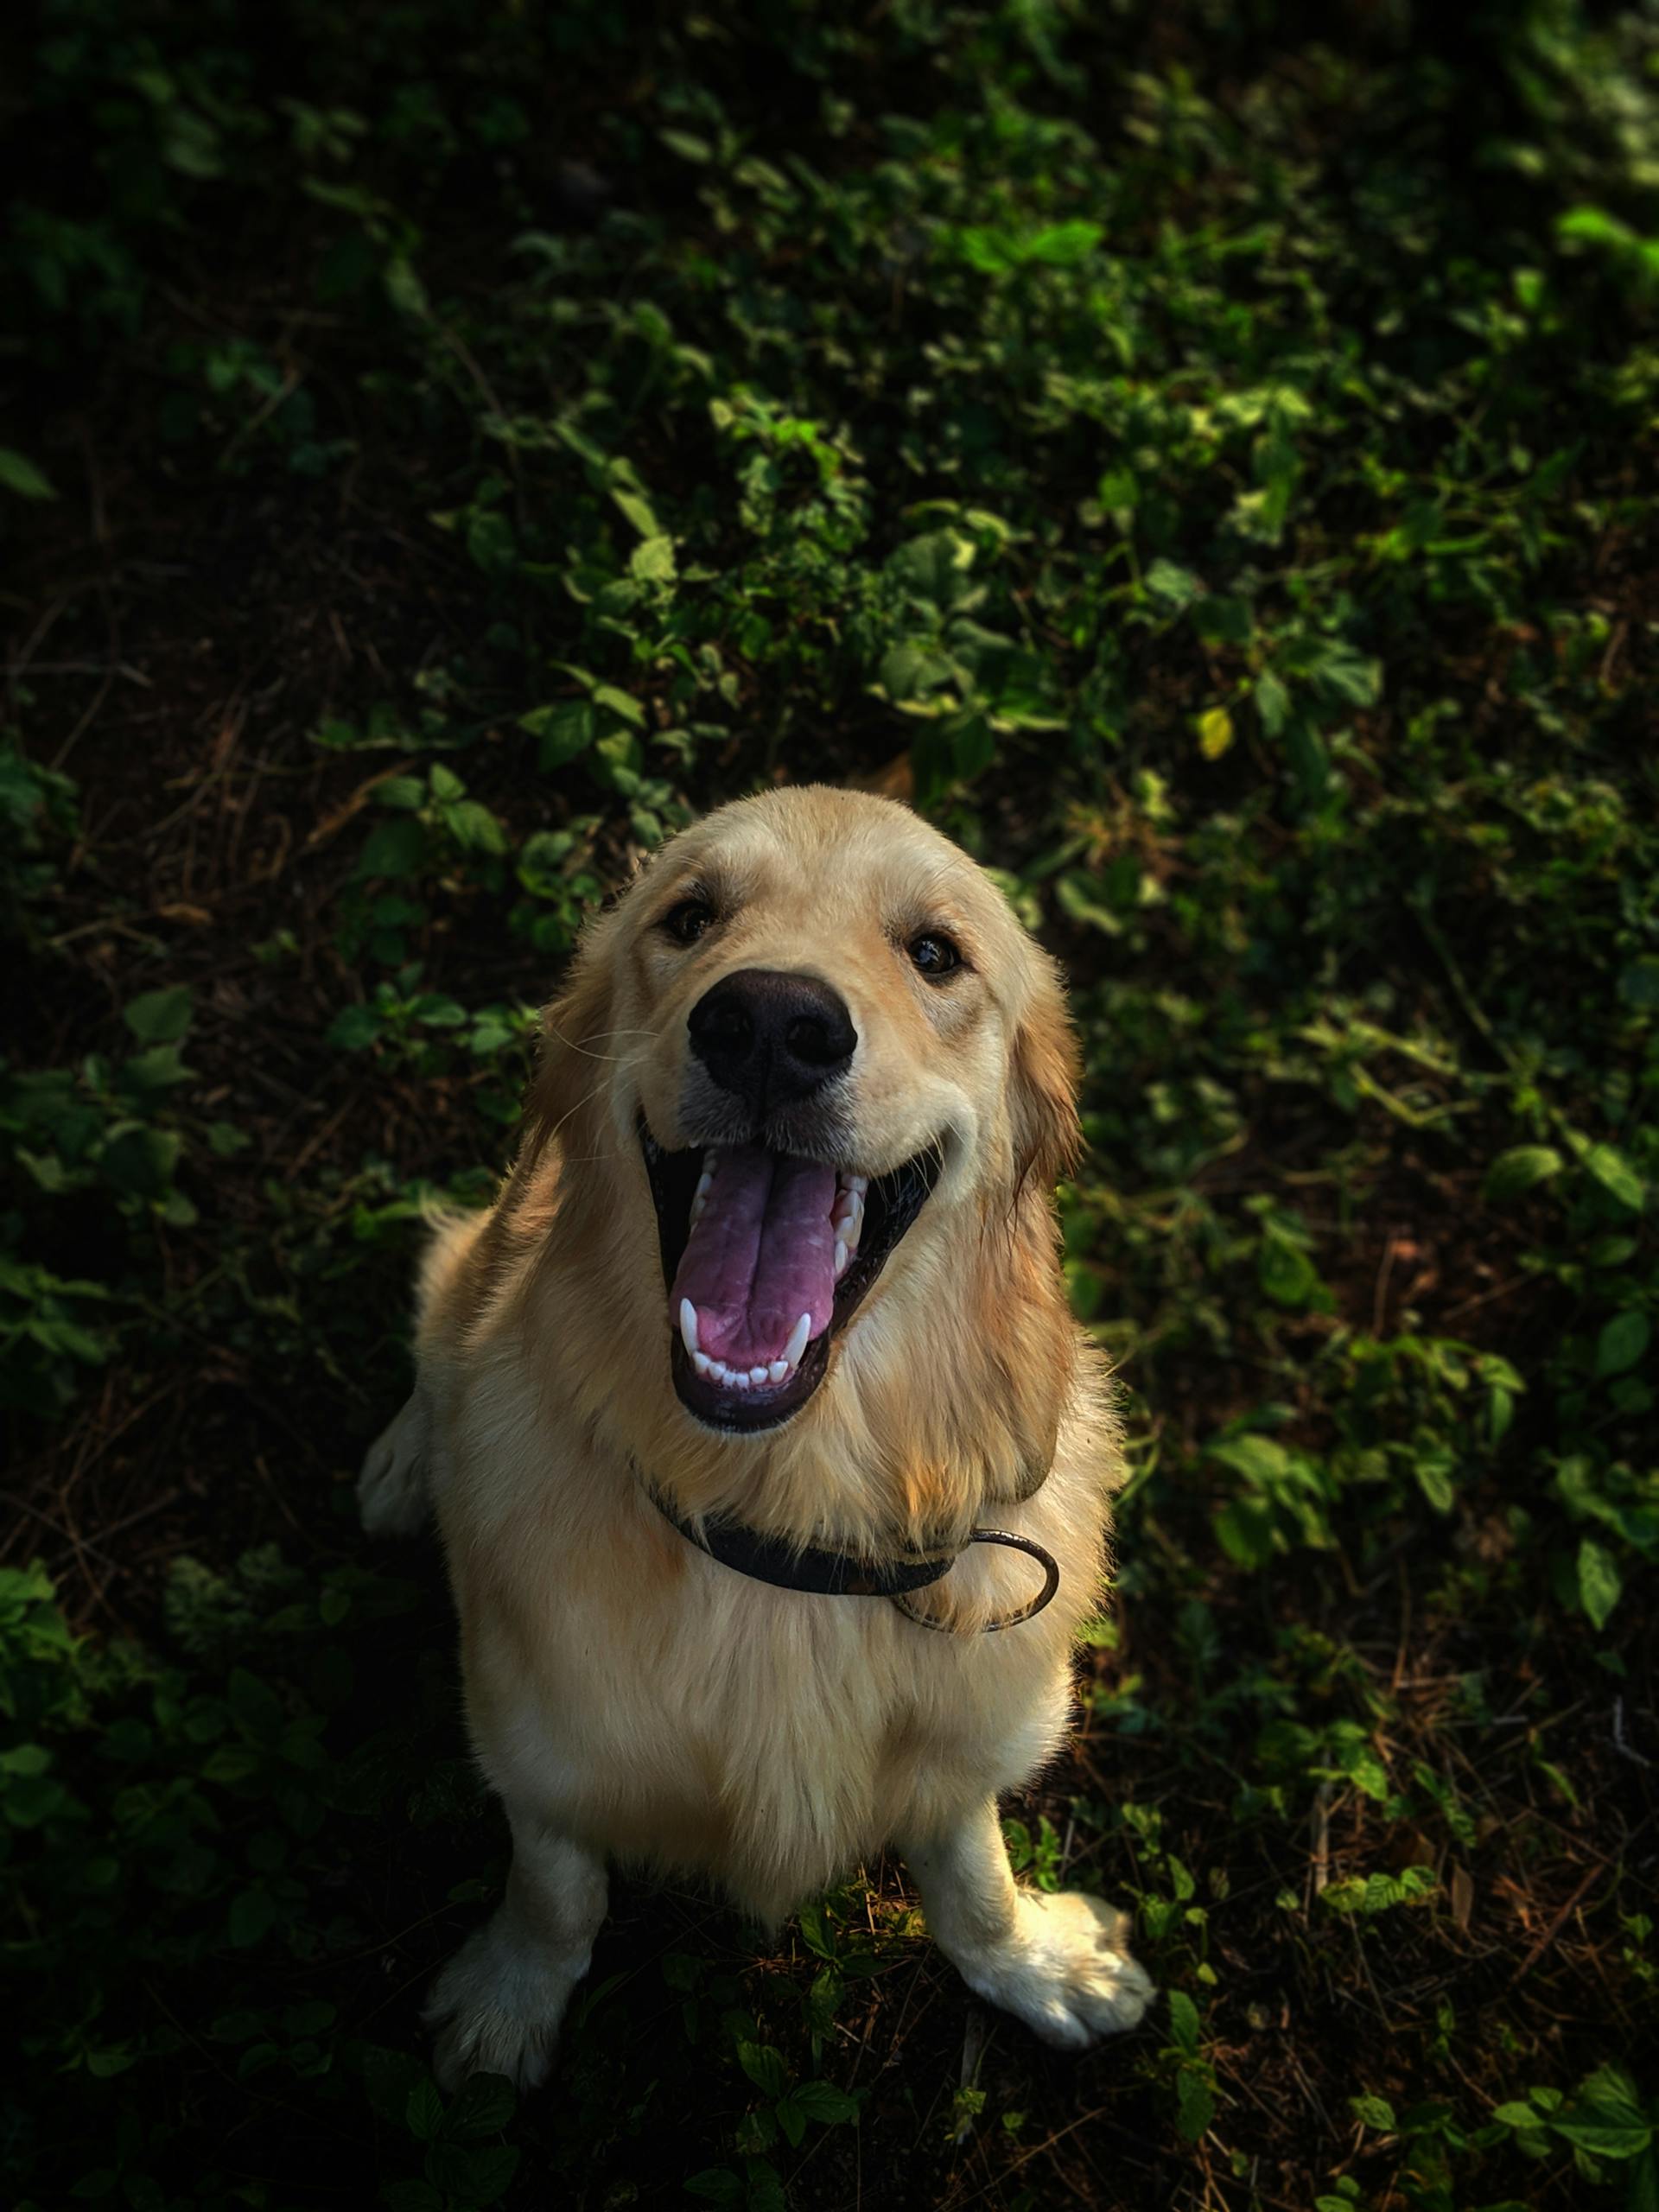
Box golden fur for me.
[359,785,1153,2085]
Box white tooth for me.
[767,1359,788,1382]
[693,1351,712,1376]
[749,1364,768,1385]
[703,1147,720,1175]
[730,1370,750,1389]
[696,1169,714,1199]
[848,1173,868,1197]
[784,1312,811,1368]
[679,1300,701,1356]
[834,1239,849,1277]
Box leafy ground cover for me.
[3,1,1657,2205]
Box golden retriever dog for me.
[358,784,1153,2088]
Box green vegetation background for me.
[3,1,1656,2206]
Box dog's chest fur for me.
[433,1357,1096,1924]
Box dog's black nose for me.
[688,969,857,1115]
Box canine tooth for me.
[834,1238,849,1277]
[749,1364,768,1385]
[679,1299,701,1356]
[784,1311,811,1368]
[767,1358,788,1382]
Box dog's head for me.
[527,786,1079,1451]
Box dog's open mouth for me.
[641,1128,941,1432]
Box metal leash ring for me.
[890,1529,1060,1635]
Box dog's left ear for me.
[1008,953,1083,1197]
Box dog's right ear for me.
[520,930,617,1166]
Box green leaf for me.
[1166,1989,1201,2057]
[519,702,598,766]
[426,2141,520,2202]
[0,448,58,499]
[683,2171,744,2205]
[1484,1146,1563,1202]
[441,799,507,855]
[1145,559,1204,610]
[226,1885,276,1948]
[787,2079,861,2125]
[1192,594,1253,646]
[1574,1140,1645,1213]
[589,683,646,728]
[124,986,194,1044]
[384,254,429,320]
[404,2075,446,2143]
[446,2071,516,2139]
[1258,1231,1320,1310]
[1175,2069,1214,2141]
[1213,1497,1277,1568]
[99,1126,182,1198]
[357,817,428,880]
[1351,2094,1396,2132]
[326,1005,383,1052]
[1255,669,1291,736]
[611,487,662,539]
[630,533,677,583]
[1594,1312,1649,1379]
[1549,2112,1651,2159]
[1577,1538,1623,1631]
[737,2042,789,2101]
[380,2183,443,2212]
[1024,219,1103,265]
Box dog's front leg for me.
[900,1798,1154,2051]
[425,1813,608,2091]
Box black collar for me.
[645,1478,957,1598]
[642,1477,1061,1631]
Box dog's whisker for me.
[543,1020,665,1064]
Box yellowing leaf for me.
[1196,707,1234,760]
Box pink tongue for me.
[671,1147,838,1367]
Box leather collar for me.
[645,1478,957,1598]
[641,1475,1061,1631]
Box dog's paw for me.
[962,1890,1154,2052]
[423,1916,582,2094]
[358,1394,429,1539]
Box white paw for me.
[423,1913,587,2094]
[958,1890,1155,2051]
[358,1393,429,1538]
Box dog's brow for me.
[649,875,715,921]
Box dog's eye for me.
[663,898,715,945]
[909,932,962,978]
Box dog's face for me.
[542,787,1077,1438]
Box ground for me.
[3,3,1657,2209]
